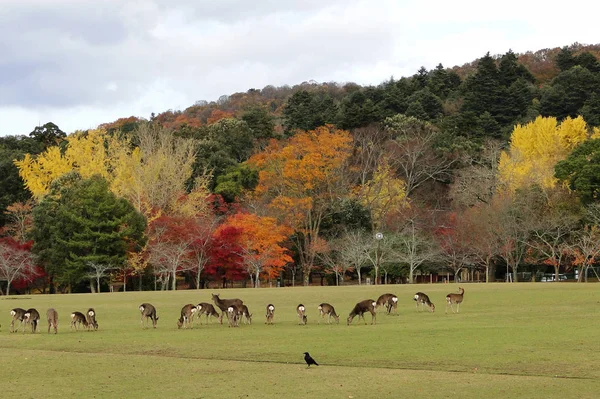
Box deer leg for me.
[456,303,460,314]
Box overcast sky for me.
[1,0,598,136]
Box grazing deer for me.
[226,306,239,328]
[71,312,90,331]
[347,299,377,325]
[177,304,197,329]
[317,303,339,324]
[10,308,26,333]
[376,293,398,314]
[265,304,275,325]
[445,287,465,314]
[23,308,40,333]
[47,308,58,334]
[296,304,307,325]
[234,304,252,325]
[139,303,159,328]
[414,292,435,313]
[195,303,220,325]
[86,308,98,330]
[211,294,244,324]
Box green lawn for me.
[1,283,599,398]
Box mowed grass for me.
[1,283,600,398]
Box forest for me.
[1,43,600,294]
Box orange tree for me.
[248,125,354,285]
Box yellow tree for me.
[498,116,589,192]
[248,125,354,285]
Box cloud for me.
[1,0,599,135]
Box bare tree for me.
[394,220,440,284]
[0,240,34,295]
[571,226,600,282]
[337,230,371,285]
[87,262,112,293]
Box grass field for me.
[1,283,599,398]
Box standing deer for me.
[10,308,26,333]
[226,306,239,327]
[317,303,340,324]
[71,311,90,331]
[296,304,307,325]
[414,292,435,312]
[47,308,58,334]
[347,299,377,325]
[23,308,40,333]
[376,293,398,314]
[195,303,220,325]
[265,304,275,325]
[86,308,98,330]
[177,304,197,329]
[139,303,159,328]
[445,287,465,314]
[211,294,244,324]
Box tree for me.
[570,225,600,282]
[248,125,354,285]
[29,122,66,149]
[218,213,292,287]
[86,262,112,293]
[336,230,371,285]
[0,238,34,295]
[394,218,439,284]
[30,173,147,292]
[1,201,34,242]
[555,136,600,204]
[498,116,589,193]
[435,212,474,283]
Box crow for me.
[303,352,319,368]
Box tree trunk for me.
[291,269,296,287]
[97,277,101,293]
[304,273,310,286]
[357,267,362,285]
[255,270,260,288]
[123,272,127,292]
[171,270,177,291]
[554,265,560,282]
[6,282,11,296]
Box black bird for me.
[303,352,319,368]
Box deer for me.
[234,304,252,325]
[177,304,197,329]
[211,294,244,324]
[347,299,377,326]
[414,292,435,313]
[296,304,307,325]
[376,293,398,314]
[445,287,465,314]
[10,308,26,333]
[195,303,220,325]
[23,308,40,333]
[139,303,159,328]
[86,308,98,330]
[226,306,239,327]
[317,303,340,324]
[47,308,58,334]
[265,304,275,325]
[71,311,90,331]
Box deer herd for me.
[6,288,465,333]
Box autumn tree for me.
[248,125,354,285]
[498,116,589,193]
[394,217,440,284]
[218,213,292,287]
[0,238,34,295]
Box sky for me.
[1,0,599,136]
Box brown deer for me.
[211,294,244,324]
[195,303,220,325]
[265,304,275,325]
[10,308,26,333]
[47,308,58,334]
[414,292,435,312]
[376,293,398,313]
[347,299,377,325]
[139,303,159,328]
[23,308,40,333]
[445,287,464,314]
[317,303,340,324]
[226,306,239,328]
[86,308,98,330]
[234,304,252,325]
[177,304,197,329]
[71,312,90,331]
[296,304,307,325]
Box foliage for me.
[30,174,147,290]
[0,237,35,295]
[555,136,600,204]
